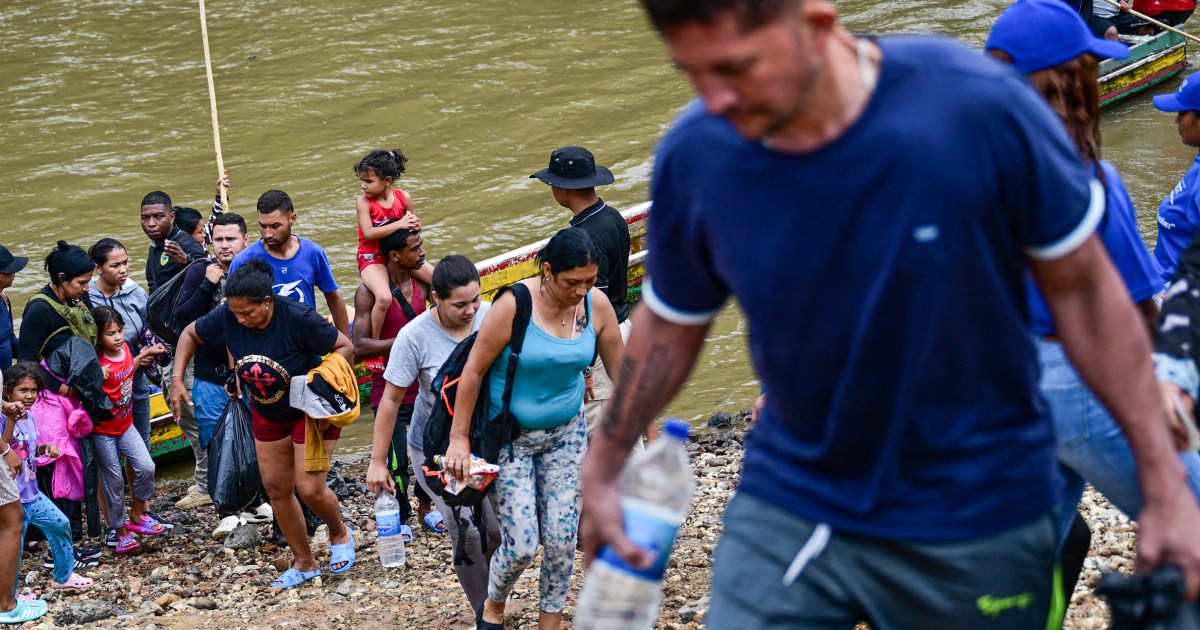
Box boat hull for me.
[1099,31,1186,109]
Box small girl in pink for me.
[354,148,434,344]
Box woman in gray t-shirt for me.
[366,255,498,618]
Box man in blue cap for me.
[580,0,1200,627]
[1150,76,1200,287]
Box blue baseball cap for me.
[1153,74,1200,111]
[986,0,1129,74]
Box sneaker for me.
[76,545,102,560]
[240,504,273,524]
[73,549,99,568]
[175,488,212,510]
[104,528,118,548]
[212,514,242,540]
[147,510,175,529]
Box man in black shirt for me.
[141,191,207,293]
[530,146,634,434]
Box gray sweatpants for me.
[708,492,1058,630]
[93,428,156,528]
[410,444,500,616]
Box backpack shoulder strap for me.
[492,283,533,413]
[389,280,418,321]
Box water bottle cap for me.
[664,419,689,440]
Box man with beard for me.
[228,190,349,336]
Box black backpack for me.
[422,283,532,564]
[145,259,208,348]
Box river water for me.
[1,0,1196,462]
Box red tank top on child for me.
[96,343,135,436]
[357,189,409,257]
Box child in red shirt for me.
[354,149,435,356]
[92,306,167,554]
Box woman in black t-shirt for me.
[170,258,355,589]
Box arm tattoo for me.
[600,342,674,446]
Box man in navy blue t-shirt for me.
[579,0,1200,627]
[229,190,350,337]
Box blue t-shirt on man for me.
[1028,161,1161,335]
[644,36,1098,542]
[229,237,339,307]
[1153,153,1200,286]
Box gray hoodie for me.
[88,278,149,345]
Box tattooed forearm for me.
[600,342,677,448]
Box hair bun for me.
[56,240,69,250]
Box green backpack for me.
[27,294,99,358]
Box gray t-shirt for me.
[383,301,491,451]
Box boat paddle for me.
[1098,0,1200,47]
[198,0,229,212]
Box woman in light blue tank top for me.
[444,229,626,630]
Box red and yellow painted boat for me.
[1099,31,1186,109]
[147,200,653,459]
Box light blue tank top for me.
[488,292,595,430]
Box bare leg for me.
[0,500,22,612]
[130,498,148,527]
[538,611,563,630]
[293,440,349,548]
[361,264,393,339]
[482,597,505,625]
[257,437,319,572]
[1105,25,1119,40]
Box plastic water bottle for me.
[374,491,406,568]
[575,419,695,630]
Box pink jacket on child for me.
[31,391,92,501]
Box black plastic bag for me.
[1097,566,1200,630]
[146,259,207,348]
[207,397,260,514]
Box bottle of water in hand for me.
[576,419,696,630]
[375,490,406,568]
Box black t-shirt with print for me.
[193,295,338,422]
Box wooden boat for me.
[146,200,653,459]
[1099,30,1186,109]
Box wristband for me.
[0,444,9,457]
[171,374,184,380]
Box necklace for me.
[532,296,580,336]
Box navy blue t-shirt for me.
[645,37,1098,542]
[193,295,338,422]
[1028,161,1161,335]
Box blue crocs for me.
[330,529,356,574]
[270,567,321,589]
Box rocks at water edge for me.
[223,523,262,550]
[54,600,126,625]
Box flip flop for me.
[51,573,94,589]
[126,514,166,536]
[329,529,356,574]
[270,567,321,589]
[0,599,47,624]
[422,510,447,533]
[400,524,413,544]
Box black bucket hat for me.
[0,246,28,274]
[529,146,614,189]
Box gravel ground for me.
[12,411,1134,629]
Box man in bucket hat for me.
[531,147,644,438]
[0,245,28,368]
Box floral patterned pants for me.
[487,410,586,613]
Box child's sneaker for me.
[76,545,102,560]
[115,534,141,555]
[146,510,175,529]
[104,528,118,547]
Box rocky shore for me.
[15,410,1131,629]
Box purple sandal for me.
[126,514,165,536]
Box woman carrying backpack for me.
[366,255,499,619]
[17,241,103,561]
[443,229,625,630]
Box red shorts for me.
[356,251,384,272]
[251,407,342,444]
